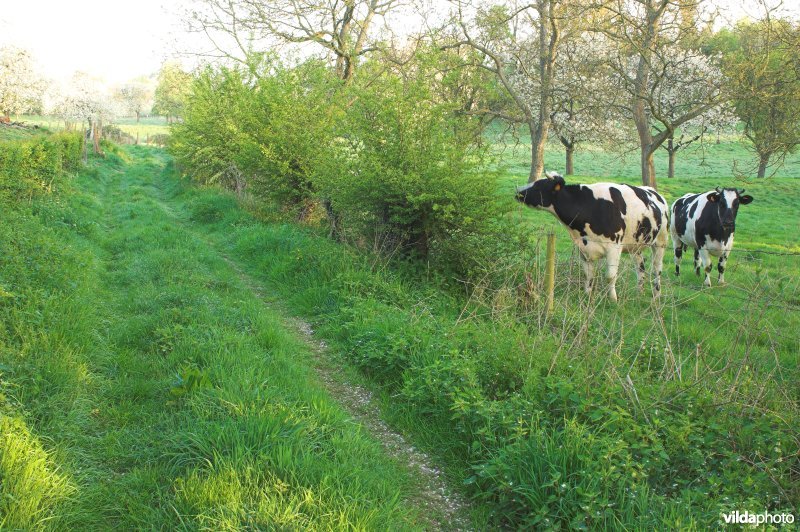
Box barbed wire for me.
[531,233,800,256]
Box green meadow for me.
[0,146,454,529]
[1,137,797,528]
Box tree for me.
[597,0,723,188]
[187,0,404,81]
[48,72,116,155]
[0,46,44,121]
[115,80,153,122]
[550,32,628,175]
[648,44,727,178]
[449,0,578,181]
[153,63,192,123]
[659,103,736,178]
[720,20,800,178]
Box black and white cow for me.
[670,187,753,286]
[516,172,669,302]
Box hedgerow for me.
[0,131,83,201]
[169,57,521,279]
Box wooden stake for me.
[545,232,556,316]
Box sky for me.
[0,0,795,88]
[0,0,183,86]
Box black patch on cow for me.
[609,187,627,215]
[672,194,701,238]
[635,217,653,243]
[693,200,735,248]
[625,184,652,207]
[550,185,626,240]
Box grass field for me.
[8,115,170,140]
[0,147,451,529]
[2,139,797,528]
[486,125,800,179]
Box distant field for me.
[10,115,170,140]
[488,127,800,180]
[0,124,47,141]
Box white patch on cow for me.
[723,189,738,209]
[516,181,536,193]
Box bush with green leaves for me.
[313,63,510,275]
[170,60,338,211]
[0,132,83,202]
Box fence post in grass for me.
[545,232,556,316]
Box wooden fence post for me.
[545,232,556,316]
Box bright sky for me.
[0,0,181,85]
[0,0,794,87]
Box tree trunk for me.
[565,145,574,176]
[136,111,140,123]
[639,146,656,188]
[529,121,548,182]
[757,152,769,178]
[667,138,676,178]
[667,150,676,178]
[92,120,101,155]
[323,199,341,240]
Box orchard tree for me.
[449,0,582,181]
[115,79,153,122]
[550,32,628,175]
[0,46,44,121]
[50,72,115,153]
[187,0,405,81]
[153,63,192,123]
[720,19,800,178]
[647,44,726,178]
[659,103,736,178]
[597,0,723,188]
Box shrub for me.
[314,64,504,274]
[170,59,338,209]
[0,132,83,202]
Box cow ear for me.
[739,194,754,205]
[707,192,719,203]
[553,182,562,192]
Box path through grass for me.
[0,147,470,529]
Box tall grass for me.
[0,147,432,529]
[180,152,799,527]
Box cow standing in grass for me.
[516,172,669,302]
[670,187,753,287]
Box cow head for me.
[515,171,565,209]
[706,187,754,229]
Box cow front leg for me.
[580,253,595,295]
[699,249,713,287]
[718,251,729,284]
[694,248,701,276]
[606,248,622,303]
[652,244,665,296]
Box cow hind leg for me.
[652,244,665,296]
[605,247,622,303]
[674,243,685,276]
[634,253,646,290]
